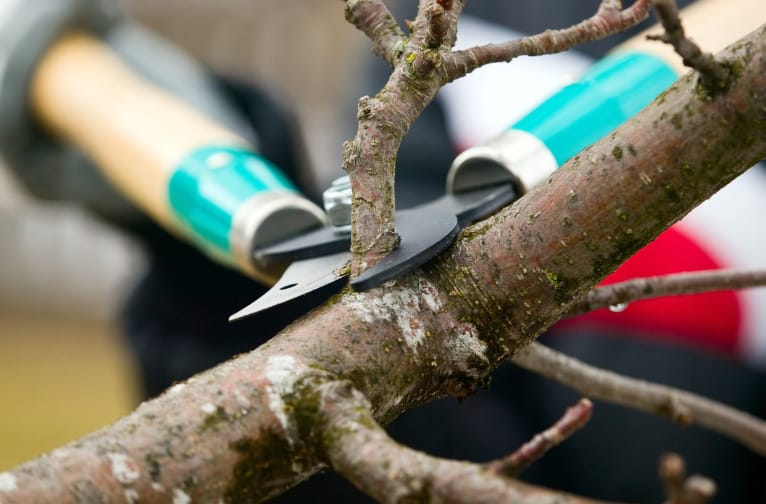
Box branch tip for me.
[344,0,406,67]
[487,398,593,477]
[443,0,650,81]
[647,0,733,93]
[659,453,716,504]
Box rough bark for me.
[1,21,765,504]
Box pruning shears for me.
[229,45,682,320]
[228,176,520,320]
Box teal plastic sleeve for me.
[168,145,297,258]
[512,51,679,166]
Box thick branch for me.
[443,0,650,81]
[569,269,766,316]
[512,343,766,455]
[2,23,765,504]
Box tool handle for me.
[448,0,766,194]
[31,32,324,283]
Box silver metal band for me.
[230,191,326,284]
[446,129,558,195]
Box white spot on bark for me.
[0,472,17,492]
[201,403,216,415]
[173,488,191,504]
[234,389,251,408]
[343,282,444,354]
[106,452,140,485]
[264,355,310,444]
[419,278,445,312]
[151,482,165,492]
[447,323,489,364]
[168,383,186,395]
[52,448,69,459]
[125,489,140,503]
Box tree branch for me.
[568,269,766,316]
[647,0,733,93]
[485,399,593,478]
[319,380,599,503]
[511,343,766,455]
[344,0,406,67]
[424,0,455,49]
[443,0,650,82]
[659,453,716,504]
[343,0,466,273]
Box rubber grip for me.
[168,145,297,257]
[30,32,322,278]
[512,51,678,166]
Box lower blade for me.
[350,201,459,291]
[229,252,350,321]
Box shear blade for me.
[229,252,350,321]
[350,201,459,291]
[255,225,350,267]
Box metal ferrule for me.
[231,191,326,284]
[168,145,326,284]
[447,129,558,195]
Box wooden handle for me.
[30,32,246,232]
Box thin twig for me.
[425,0,454,48]
[568,269,766,316]
[659,453,716,504]
[443,0,650,82]
[344,0,406,67]
[512,343,766,455]
[659,453,686,502]
[647,0,732,93]
[319,381,602,504]
[487,399,593,478]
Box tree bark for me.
[1,22,765,504]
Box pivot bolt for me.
[323,175,352,233]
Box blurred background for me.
[0,0,372,469]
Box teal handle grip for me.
[512,51,679,166]
[168,145,298,260]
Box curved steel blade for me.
[229,251,350,321]
[255,225,350,267]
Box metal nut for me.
[322,175,352,232]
